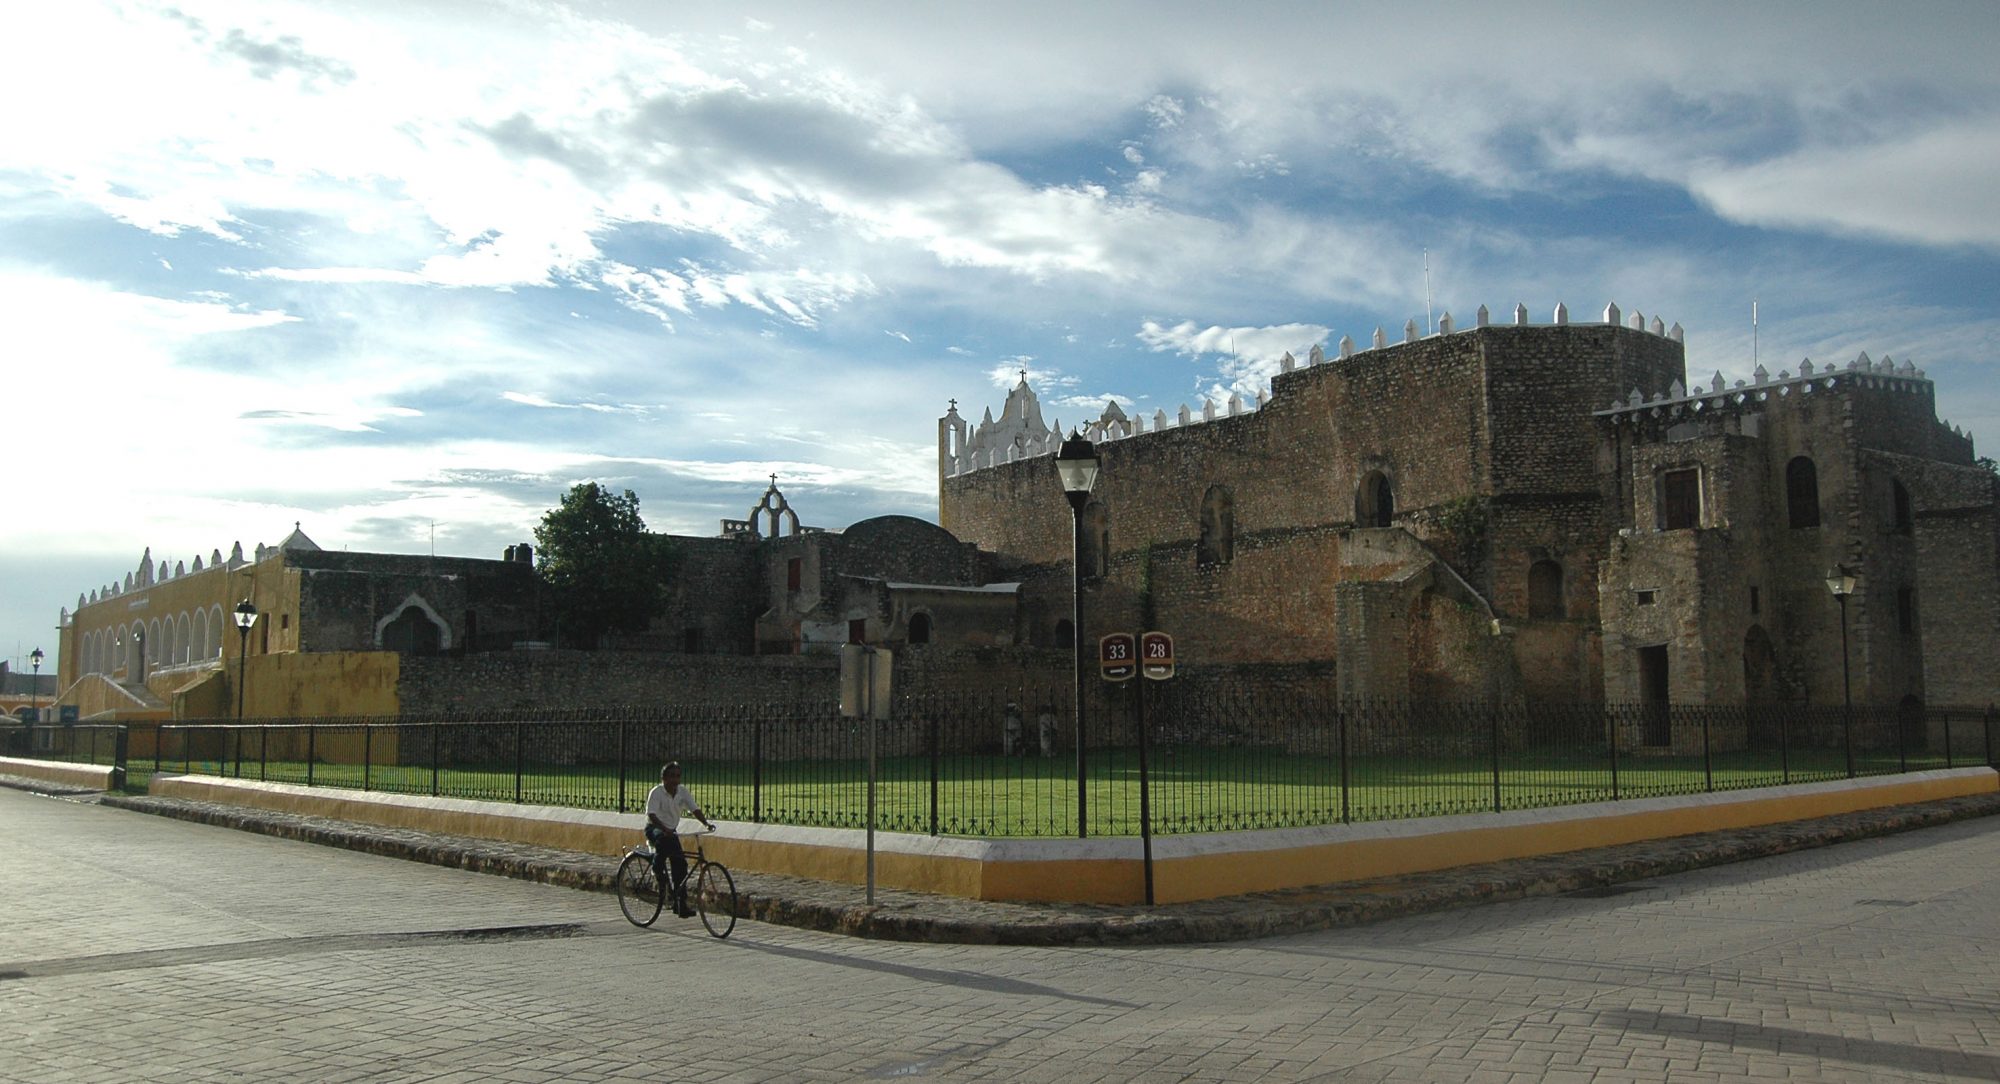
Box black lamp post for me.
[233,599,259,722]
[28,646,42,725]
[1826,565,1857,777]
[1055,430,1101,838]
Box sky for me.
[8,1,2000,672]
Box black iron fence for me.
[20,692,1998,839]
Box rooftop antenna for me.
[1752,298,1759,369]
[1423,248,1434,335]
[429,521,435,559]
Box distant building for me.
[55,525,540,720]
[0,662,58,722]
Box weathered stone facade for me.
[938,306,2000,717]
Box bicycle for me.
[615,828,737,938]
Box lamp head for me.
[1054,430,1100,496]
[1824,565,1858,597]
[28,647,42,669]
[233,598,259,630]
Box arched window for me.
[1356,470,1394,528]
[1197,485,1235,568]
[209,605,226,658]
[1786,456,1820,528]
[1054,618,1075,650]
[192,609,208,665]
[908,612,932,645]
[1891,478,1913,535]
[1081,502,1109,579]
[177,613,192,664]
[1527,560,1565,619]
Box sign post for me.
[1137,632,1174,905]
[840,644,892,904]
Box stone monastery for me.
[50,300,2000,720]
[939,302,2000,711]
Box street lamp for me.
[233,599,259,722]
[1055,430,1100,838]
[28,647,42,726]
[1826,565,1857,777]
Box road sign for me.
[1140,631,1175,680]
[1099,633,1137,681]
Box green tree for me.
[534,483,669,648]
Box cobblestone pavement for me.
[80,781,2000,945]
[5,783,2000,1081]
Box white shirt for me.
[645,783,703,831]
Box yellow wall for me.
[230,651,402,719]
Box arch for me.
[1054,618,1075,650]
[1356,470,1394,528]
[176,612,192,664]
[192,609,208,665]
[1785,456,1820,528]
[1527,559,1565,619]
[1890,478,1913,534]
[209,605,226,658]
[907,611,933,645]
[375,594,451,656]
[1197,485,1235,568]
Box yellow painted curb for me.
[0,756,117,790]
[146,767,1998,905]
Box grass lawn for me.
[114,743,1957,837]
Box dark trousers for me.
[645,824,689,900]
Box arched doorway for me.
[381,606,444,656]
[1356,470,1394,528]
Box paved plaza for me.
[3,784,1998,1082]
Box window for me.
[847,618,867,645]
[1898,586,1916,634]
[1661,468,1700,530]
[682,627,703,653]
[908,612,932,645]
[786,557,802,591]
[1891,479,1913,535]
[1197,485,1235,568]
[1786,456,1820,528]
[1749,586,1761,616]
[1356,470,1394,528]
[1636,590,1657,606]
[1053,618,1075,649]
[1527,560,1565,619]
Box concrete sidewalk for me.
[10,771,1999,945]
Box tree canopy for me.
[533,483,670,648]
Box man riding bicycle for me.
[645,761,715,918]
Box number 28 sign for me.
[1140,631,1175,680]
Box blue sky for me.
[8,1,2000,671]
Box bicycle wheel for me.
[616,852,665,928]
[694,861,737,939]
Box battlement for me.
[941,301,1683,480]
